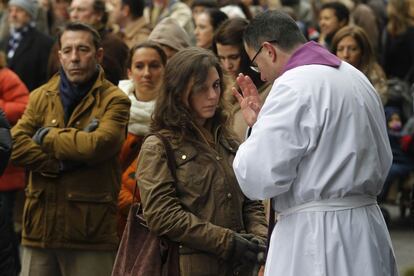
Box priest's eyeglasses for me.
[250,39,278,73]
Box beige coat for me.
[146,1,195,44]
[120,16,151,49]
[137,128,268,275]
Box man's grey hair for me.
[243,10,307,52]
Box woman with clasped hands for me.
[136,47,268,276]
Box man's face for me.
[245,42,278,83]
[52,0,70,22]
[58,30,103,85]
[69,0,101,26]
[110,0,124,26]
[8,5,32,29]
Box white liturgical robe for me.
[233,58,398,275]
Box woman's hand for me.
[232,74,262,127]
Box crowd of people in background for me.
[0,0,412,275]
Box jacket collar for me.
[45,66,106,95]
[44,66,107,126]
[281,41,341,75]
[59,67,99,123]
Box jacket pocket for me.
[175,151,210,199]
[64,192,117,242]
[179,253,220,276]
[23,189,44,240]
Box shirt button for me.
[76,121,81,126]
[51,119,56,124]
[227,193,232,199]
[181,154,187,160]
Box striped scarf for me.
[7,25,31,59]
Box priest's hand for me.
[232,73,262,127]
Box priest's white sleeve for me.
[233,83,320,200]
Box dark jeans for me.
[379,162,414,202]
[0,191,21,276]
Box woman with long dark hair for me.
[213,18,270,140]
[117,42,167,236]
[136,47,267,276]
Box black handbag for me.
[112,133,179,276]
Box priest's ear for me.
[262,42,277,63]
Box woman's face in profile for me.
[336,35,362,69]
[194,13,214,49]
[189,67,221,126]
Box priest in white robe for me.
[233,10,398,276]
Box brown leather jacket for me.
[137,127,267,275]
[11,69,131,250]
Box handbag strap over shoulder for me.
[132,132,178,205]
[152,132,178,183]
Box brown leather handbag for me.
[112,133,180,276]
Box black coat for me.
[0,108,11,175]
[0,108,16,276]
[1,27,54,91]
[382,27,414,84]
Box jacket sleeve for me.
[243,198,268,239]
[0,108,11,176]
[41,94,131,163]
[0,69,29,125]
[137,137,235,261]
[11,91,60,174]
[118,157,140,216]
[119,134,144,171]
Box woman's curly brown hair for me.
[151,47,233,139]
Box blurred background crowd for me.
[0,0,413,275]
